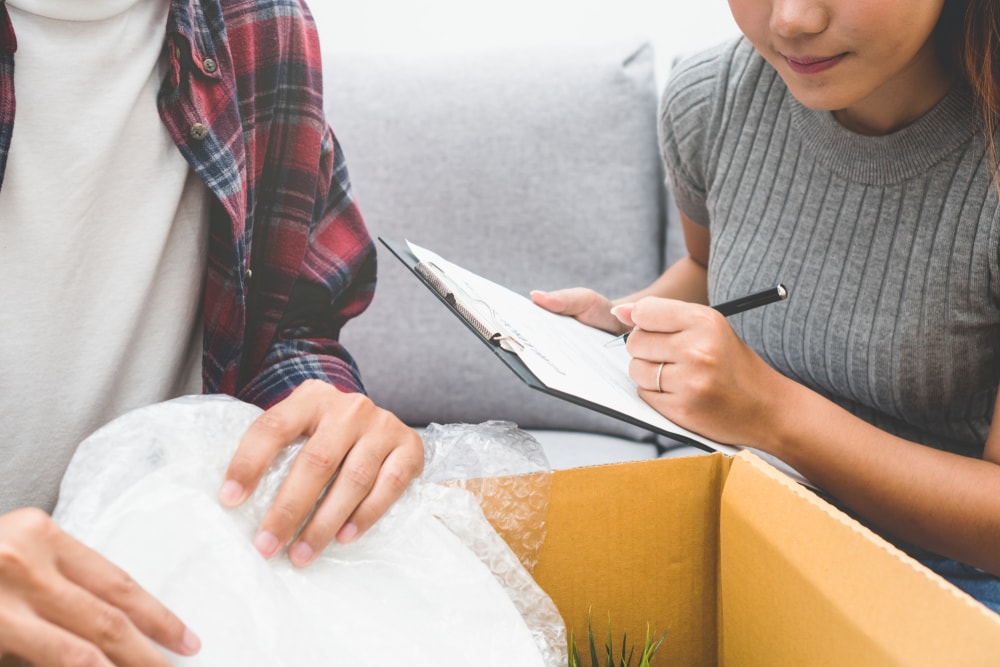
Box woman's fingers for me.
[531,288,626,333]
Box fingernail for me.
[219,480,244,507]
[254,530,280,559]
[181,628,202,654]
[337,522,359,544]
[289,540,314,567]
[610,303,631,315]
[611,303,634,321]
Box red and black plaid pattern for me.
[0,0,377,409]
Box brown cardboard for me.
[719,452,1000,665]
[507,451,1000,666]
[527,453,730,665]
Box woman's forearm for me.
[762,376,1000,575]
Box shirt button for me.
[190,123,209,141]
[245,268,253,281]
[203,58,217,73]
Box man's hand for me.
[220,380,424,567]
[0,508,200,666]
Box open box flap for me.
[719,450,1000,666]
[527,454,730,665]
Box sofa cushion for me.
[324,41,666,440]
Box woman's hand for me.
[0,508,200,666]
[219,380,424,567]
[614,297,790,448]
[530,288,630,334]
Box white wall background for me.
[308,0,740,85]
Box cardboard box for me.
[480,451,1000,666]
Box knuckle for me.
[380,464,413,497]
[340,392,373,420]
[296,378,331,399]
[687,373,716,399]
[253,410,293,437]
[11,507,56,539]
[106,569,139,602]
[299,446,338,472]
[93,606,131,644]
[0,544,30,581]
[686,343,712,366]
[269,500,303,529]
[691,306,716,325]
[341,461,376,490]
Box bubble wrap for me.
[421,420,553,571]
[52,395,566,666]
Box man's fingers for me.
[333,446,423,542]
[283,443,383,566]
[221,382,326,508]
[31,577,173,667]
[0,612,115,667]
[222,380,424,567]
[0,509,199,663]
[253,428,355,560]
[54,530,199,658]
[290,442,423,567]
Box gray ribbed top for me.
[659,38,1000,456]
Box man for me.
[0,0,423,662]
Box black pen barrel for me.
[713,284,788,317]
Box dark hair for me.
[938,0,1000,168]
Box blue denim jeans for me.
[921,558,1000,614]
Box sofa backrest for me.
[323,41,669,439]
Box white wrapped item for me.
[52,395,566,666]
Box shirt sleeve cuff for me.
[236,353,365,410]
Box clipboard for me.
[381,237,732,452]
[381,237,812,488]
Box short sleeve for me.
[657,40,739,228]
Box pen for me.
[604,283,788,346]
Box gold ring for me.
[655,361,665,393]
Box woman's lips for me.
[784,53,847,74]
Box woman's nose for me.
[769,0,829,39]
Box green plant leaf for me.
[568,609,668,667]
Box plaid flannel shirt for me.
[0,0,377,409]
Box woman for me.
[533,0,1000,610]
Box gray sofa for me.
[323,40,701,468]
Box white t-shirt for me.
[0,0,210,513]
